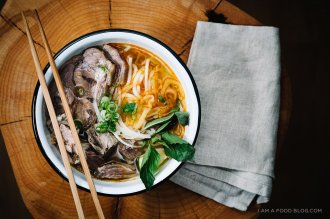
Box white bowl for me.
[32,29,201,196]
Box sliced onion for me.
[112,132,142,148]
[115,118,150,140]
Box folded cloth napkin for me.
[170,21,280,211]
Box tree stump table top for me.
[0,0,291,218]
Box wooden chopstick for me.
[33,10,105,219]
[22,10,105,219]
[21,12,85,219]
[32,10,106,219]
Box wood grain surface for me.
[0,0,290,218]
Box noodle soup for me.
[47,42,194,189]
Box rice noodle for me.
[121,84,133,93]
[133,85,140,97]
[164,87,177,102]
[126,56,133,85]
[147,70,154,91]
[121,93,136,99]
[133,108,151,130]
[133,71,142,85]
[144,59,150,90]
[161,78,185,98]
[146,107,160,118]
[132,64,138,77]
[113,44,186,136]
[138,73,144,84]
[142,95,154,108]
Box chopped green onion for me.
[98,64,108,73]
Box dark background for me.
[229,0,330,218]
[1,0,329,218]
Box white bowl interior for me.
[34,31,199,195]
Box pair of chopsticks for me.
[22,11,105,219]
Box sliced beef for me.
[47,44,137,180]
[59,54,83,90]
[103,143,125,163]
[95,161,136,179]
[118,143,142,164]
[49,55,83,115]
[103,44,128,85]
[86,150,104,171]
[72,98,96,129]
[86,126,118,155]
[59,124,76,154]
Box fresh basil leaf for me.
[161,132,188,145]
[151,135,161,144]
[163,143,195,161]
[155,120,172,134]
[160,132,195,161]
[139,145,160,189]
[122,103,136,114]
[175,112,189,125]
[140,167,155,190]
[140,144,151,168]
[144,113,175,130]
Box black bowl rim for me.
[31,28,201,197]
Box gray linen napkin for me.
[170,21,280,211]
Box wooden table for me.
[0,0,291,218]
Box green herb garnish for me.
[144,103,189,131]
[174,112,189,125]
[96,96,119,133]
[161,132,195,161]
[137,101,192,189]
[96,120,117,133]
[144,112,175,130]
[138,131,194,189]
[122,103,136,115]
[98,64,108,73]
[161,132,189,145]
[155,120,172,134]
[140,144,160,190]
